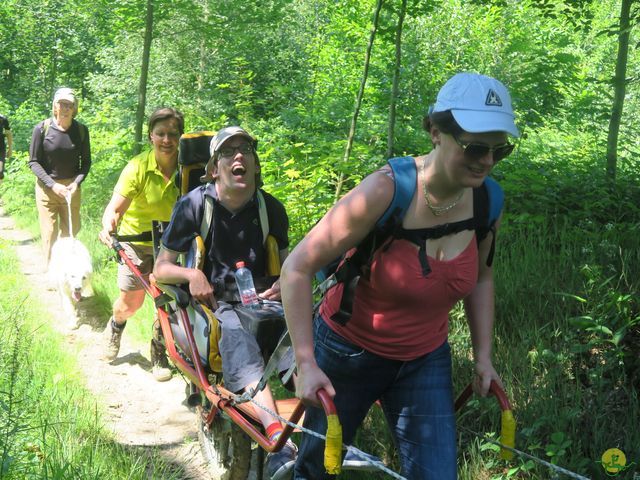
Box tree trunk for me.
[334,0,384,202]
[134,0,154,155]
[386,0,407,159]
[606,0,632,183]
[197,0,209,94]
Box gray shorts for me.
[215,302,293,393]
[117,242,155,291]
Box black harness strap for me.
[396,217,478,276]
[114,231,153,242]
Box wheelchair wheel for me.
[197,405,252,480]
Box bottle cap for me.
[236,261,245,269]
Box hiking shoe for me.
[102,318,125,361]
[342,448,383,471]
[150,339,172,382]
[266,439,297,480]
[150,321,172,382]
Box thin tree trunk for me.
[334,0,384,202]
[386,0,407,159]
[606,0,632,183]
[49,43,59,103]
[197,0,209,93]
[134,0,154,155]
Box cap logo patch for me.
[485,89,502,107]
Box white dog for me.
[48,237,94,327]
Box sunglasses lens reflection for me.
[219,144,253,157]
[465,143,514,162]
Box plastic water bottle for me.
[235,261,259,309]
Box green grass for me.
[0,240,183,480]
[454,219,640,480]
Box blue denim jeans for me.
[293,315,457,480]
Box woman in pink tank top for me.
[281,73,520,480]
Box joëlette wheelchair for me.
[111,132,341,480]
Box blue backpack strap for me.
[315,157,416,284]
[484,176,504,226]
[478,176,504,267]
[326,157,417,325]
[377,156,416,227]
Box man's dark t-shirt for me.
[161,183,289,295]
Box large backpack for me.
[317,155,504,325]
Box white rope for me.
[234,392,408,480]
[65,191,74,239]
[458,425,592,480]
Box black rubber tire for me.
[197,405,252,480]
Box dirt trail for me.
[0,206,211,479]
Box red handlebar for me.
[455,380,511,412]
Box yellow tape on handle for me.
[266,235,281,276]
[324,414,343,474]
[317,389,342,474]
[456,381,516,462]
[500,409,516,460]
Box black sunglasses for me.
[218,143,254,158]
[452,135,514,163]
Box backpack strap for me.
[199,187,269,245]
[36,119,51,164]
[485,176,504,225]
[256,189,270,244]
[41,117,86,146]
[474,177,503,267]
[329,156,417,325]
[40,118,51,140]
[377,156,416,227]
[200,187,215,242]
[77,121,86,145]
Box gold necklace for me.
[421,156,464,216]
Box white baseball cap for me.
[431,73,519,137]
[53,87,77,105]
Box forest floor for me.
[0,205,212,479]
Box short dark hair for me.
[422,110,464,137]
[147,107,184,140]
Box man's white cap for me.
[431,73,519,137]
[53,87,77,105]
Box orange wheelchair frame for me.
[110,236,343,477]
